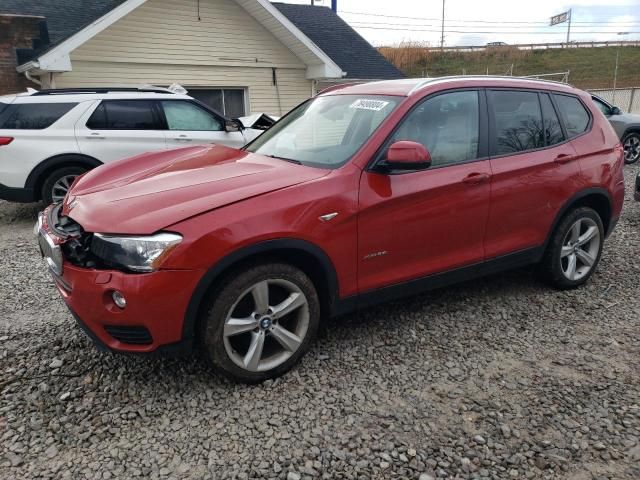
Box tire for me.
[538,207,604,290]
[41,166,87,205]
[622,132,640,165]
[200,262,320,383]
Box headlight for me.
[91,232,182,272]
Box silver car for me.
[591,95,640,164]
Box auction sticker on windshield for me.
[349,99,390,111]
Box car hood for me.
[63,145,329,234]
[614,112,640,124]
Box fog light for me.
[112,291,127,309]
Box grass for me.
[378,42,640,89]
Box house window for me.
[187,88,246,118]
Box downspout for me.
[272,67,283,116]
[24,70,42,86]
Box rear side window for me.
[553,94,590,138]
[0,103,77,129]
[86,100,160,130]
[539,93,565,146]
[489,90,544,155]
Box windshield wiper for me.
[266,155,303,165]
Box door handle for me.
[462,172,490,185]
[86,132,105,139]
[554,154,576,164]
[173,135,192,141]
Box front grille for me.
[38,230,54,259]
[37,222,64,276]
[104,326,153,345]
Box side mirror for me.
[225,119,243,132]
[385,140,432,170]
[611,106,621,115]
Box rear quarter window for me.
[553,94,591,138]
[0,103,77,129]
[0,102,8,115]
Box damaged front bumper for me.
[35,205,201,356]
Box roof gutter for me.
[16,60,39,73]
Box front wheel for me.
[41,166,87,205]
[623,132,640,164]
[201,263,320,383]
[538,207,604,289]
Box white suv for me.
[0,87,263,204]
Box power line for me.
[347,19,640,29]
[349,24,640,34]
[340,9,640,26]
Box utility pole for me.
[613,49,619,104]
[566,9,572,47]
[440,0,445,50]
[613,32,630,104]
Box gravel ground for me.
[1,168,639,480]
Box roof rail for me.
[409,75,573,95]
[31,86,175,96]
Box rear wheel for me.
[41,166,87,205]
[623,132,640,164]
[538,207,604,289]
[201,263,320,383]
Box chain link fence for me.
[588,87,640,114]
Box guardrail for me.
[427,40,640,52]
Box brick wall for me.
[0,15,45,95]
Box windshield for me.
[245,95,401,168]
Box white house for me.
[1,0,404,116]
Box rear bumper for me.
[0,182,36,202]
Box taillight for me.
[0,137,14,146]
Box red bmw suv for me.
[36,77,624,383]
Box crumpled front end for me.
[35,204,202,354]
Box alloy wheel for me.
[624,135,640,164]
[51,175,78,203]
[560,217,600,281]
[223,278,309,372]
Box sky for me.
[279,0,640,47]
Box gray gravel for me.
[1,168,640,479]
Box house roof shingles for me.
[1,0,126,45]
[0,0,404,80]
[274,3,404,80]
